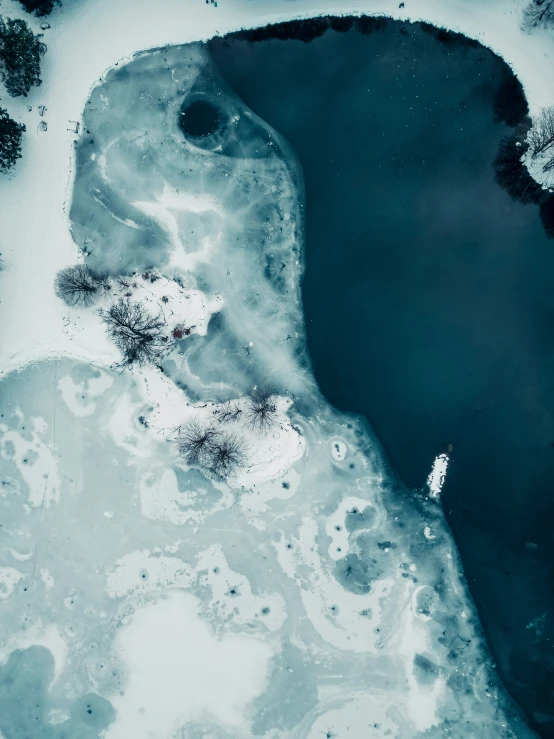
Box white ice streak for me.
[106,549,194,598]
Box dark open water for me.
[210,18,554,737]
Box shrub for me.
[245,388,277,431]
[99,299,165,367]
[0,17,46,97]
[55,264,107,307]
[0,106,24,171]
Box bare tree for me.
[177,422,246,480]
[99,299,165,366]
[177,421,219,466]
[245,388,277,431]
[208,433,246,480]
[216,401,243,423]
[55,264,107,307]
[527,108,554,159]
[522,0,554,31]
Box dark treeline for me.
[237,15,388,43]
[227,15,554,240]
[16,0,59,17]
[0,15,47,172]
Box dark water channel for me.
[210,18,554,737]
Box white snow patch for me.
[39,568,55,589]
[239,467,300,521]
[0,567,23,599]
[326,496,378,562]
[139,464,232,526]
[106,591,273,739]
[106,549,194,598]
[306,691,402,738]
[330,439,348,462]
[57,368,113,417]
[427,453,449,499]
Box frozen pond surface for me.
[0,33,539,739]
[210,18,554,737]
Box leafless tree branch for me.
[527,107,554,159]
[208,433,246,480]
[55,264,108,307]
[177,421,219,467]
[245,388,278,432]
[522,0,554,31]
[177,422,246,480]
[99,299,165,366]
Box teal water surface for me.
[211,18,554,737]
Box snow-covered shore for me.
[0,0,553,378]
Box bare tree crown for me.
[527,107,554,158]
[245,388,278,431]
[99,299,165,366]
[55,264,107,307]
[177,421,246,480]
[522,0,554,31]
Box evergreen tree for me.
[0,17,46,97]
[0,106,25,171]
[17,0,59,17]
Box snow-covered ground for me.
[0,0,551,737]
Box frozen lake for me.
[211,17,554,738]
[0,14,547,739]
